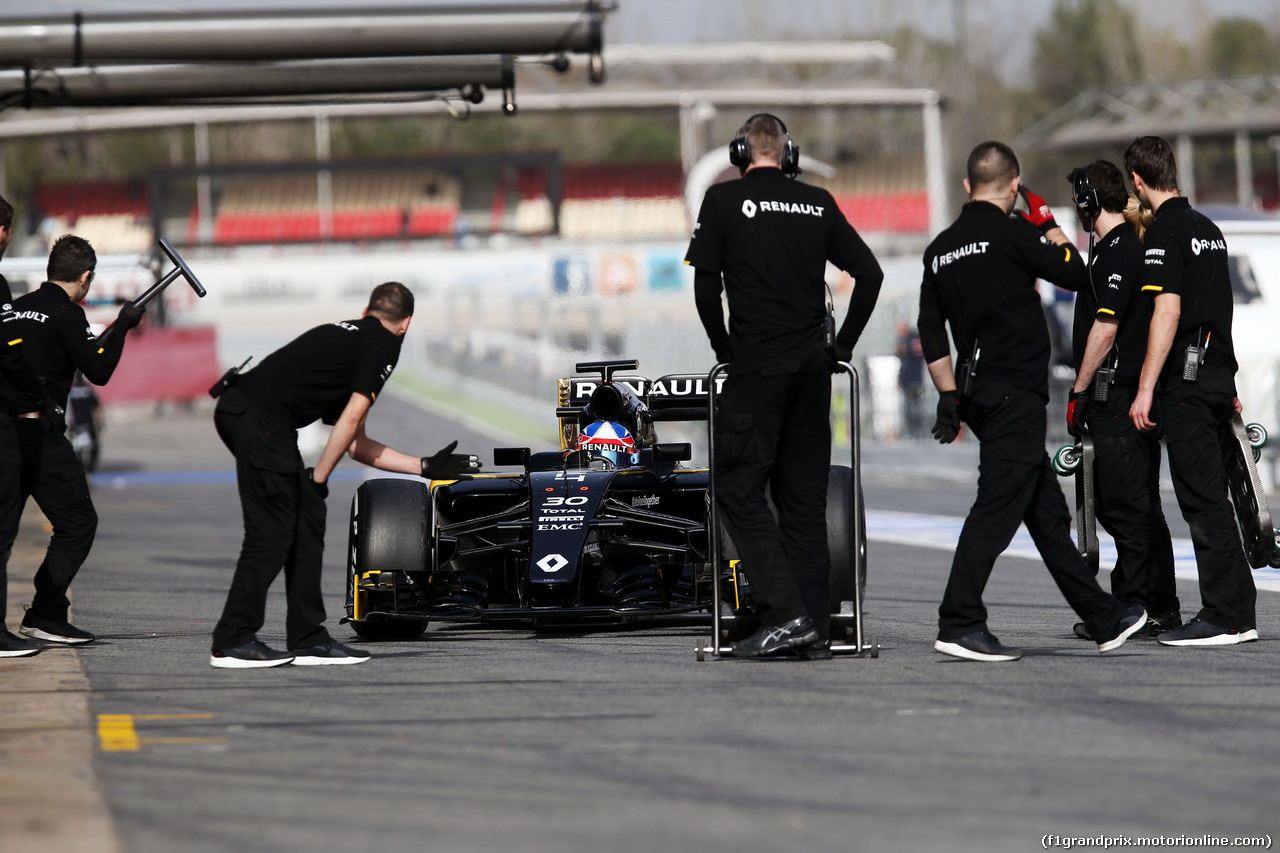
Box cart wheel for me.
[696,647,706,662]
[870,637,880,659]
[1271,531,1280,569]
[1052,444,1081,476]
[1253,446,1262,464]
[1246,422,1268,449]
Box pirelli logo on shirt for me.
[1145,248,1165,266]
[741,199,824,219]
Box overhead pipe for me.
[0,55,517,108]
[0,4,604,66]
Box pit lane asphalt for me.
[37,391,1280,852]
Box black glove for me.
[40,398,66,433]
[304,467,329,500]
[421,440,482,480]
[1067,389,1089,439]
[115,303,145,331]
[826,343,853,374]
[932,390,962,444]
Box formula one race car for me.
[343,359,865,641]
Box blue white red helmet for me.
[577,420,637,467]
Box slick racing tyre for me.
[826,464,866,611]
[347,478,432,641]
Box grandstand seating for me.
[209,169,461,244]
[33,179,153,254]
[810,157,929,234]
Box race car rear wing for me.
[559,372,724,422]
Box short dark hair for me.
[737,114,785,165]
[967,141,1020,188]
[1124,136,1178,193]
[0,194,13,230]
[47,235,96,284]
[367,281,414,321]
[1085,160,1129,215]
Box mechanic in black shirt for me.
[210,282,481,668]
[1064,160,1179,641]
[0,194,18,304]
[1125,135,1258,646]
[685,113,883,659]
[0,235,144,646]
[919,141,1145,662]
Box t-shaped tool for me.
[95,238,206,345]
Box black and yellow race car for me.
[343,359,864,641]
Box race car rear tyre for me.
[826,464,866,611]
[347,478,433,637]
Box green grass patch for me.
[389,372,559,444]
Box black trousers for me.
[0,414,20,624]
[212,388,329,650]
[938,381,1121,642]
[0,419,99,623]
[1159,369,1256,629]
[1088,385,1179,615]
[713,347,832,638]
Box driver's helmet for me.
[577,419,638,468]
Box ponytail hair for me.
[1123,194,1154,241]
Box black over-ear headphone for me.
[1067,162,1100,229]
[729,113,800,176]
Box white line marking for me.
[866,509,1280,594]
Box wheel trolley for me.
[696,361,878,660]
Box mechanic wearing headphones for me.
[0,235,143,647]
[1125,135,1257,646]
[1065,160,1179,642]
[210,282,481,668]
[685,113,883,659]
[920,141,1145,662]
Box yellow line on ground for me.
[130,713,214,721]
[96,715,139,752]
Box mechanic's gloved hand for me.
[115,303,146,331]
[1018,186,1059,234]
[826,343,852,374]
[304,467,329,500]
[1067,390,1089,439]
[39,398,66,432]
[421,440,483,480]
[932,389,962,444]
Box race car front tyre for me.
[347,478,433,637]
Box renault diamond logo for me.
[536,553,569,573]
[741,199,757,218]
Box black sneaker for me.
[210,640,294,669]
[1071,622,1093,641]
[19,611,94,645]
[731,616,818,658]
[1157,618,1259,647]
[934,630,1022,662]
[1143,610,1182,639]
[797,638,833,661]
[0,629,39,658]
[289,639,371,666]
[1097,606,1147,653]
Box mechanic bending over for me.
[0,235,145,648]
[919,141,1146,663]
[685,112,883,660]
[1064,160,1179,642]
[1125,135,1258,647]
[209,282,482,668]
[0,194,62,658]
